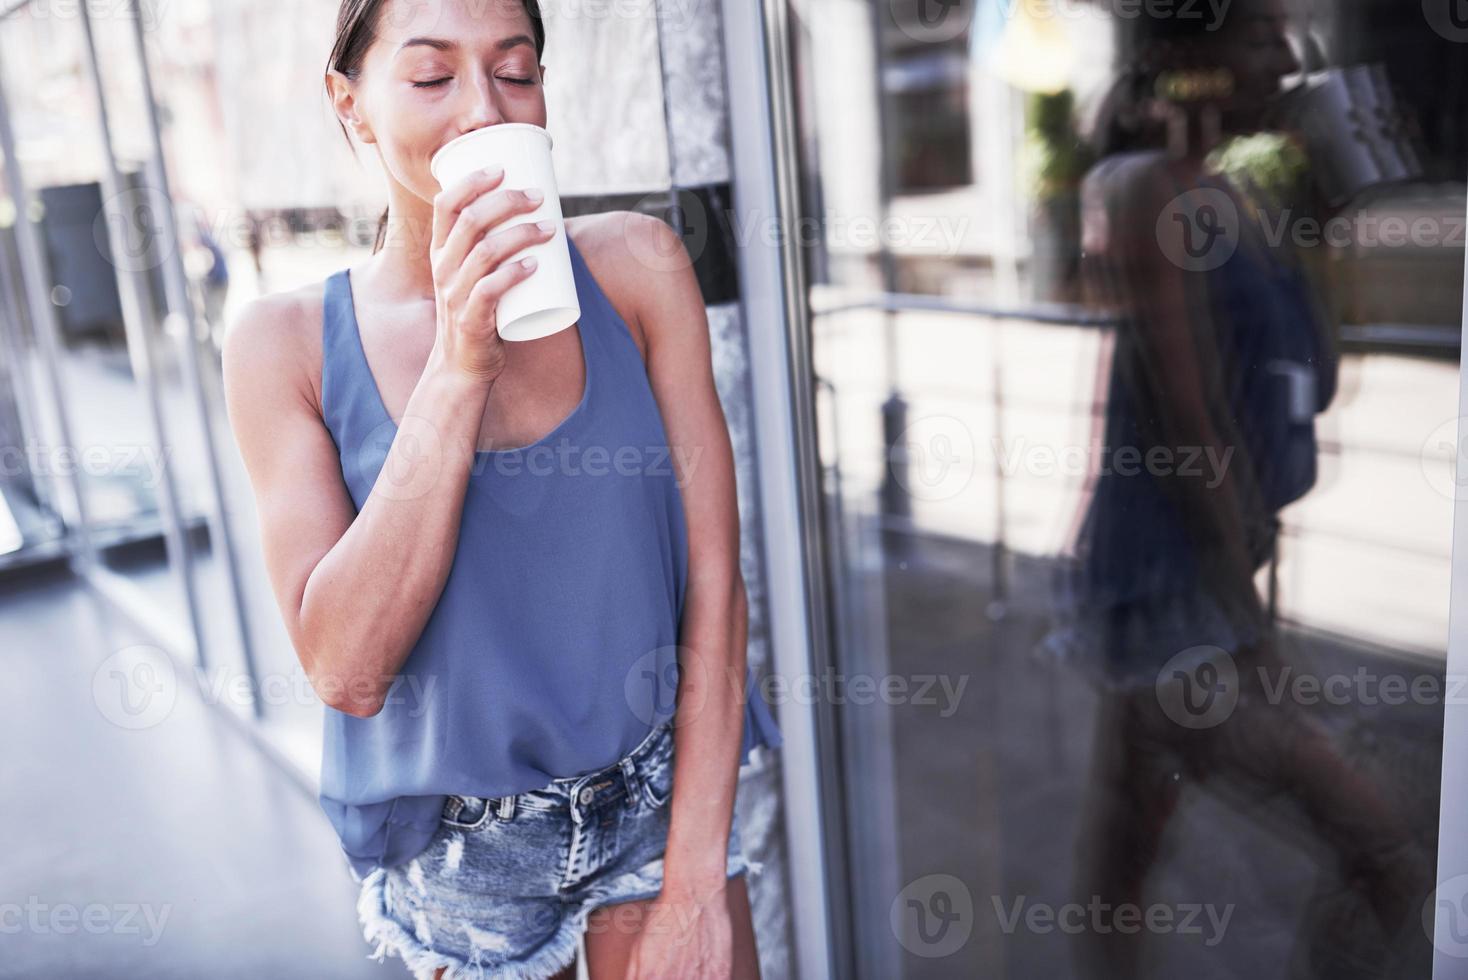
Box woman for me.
[1040,1,1427,974]
[221,1,781,977]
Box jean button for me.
[578,786,595,805]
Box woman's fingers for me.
[462,256,538,338]
[438,187,544,282]
[442,220,553,314]
[430,166,505,254]
[428,170,550,384]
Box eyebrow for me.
[394,34,536,58]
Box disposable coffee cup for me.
[429,123,580,342]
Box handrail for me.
[812,293,1464,353]
[809,292,1119,326]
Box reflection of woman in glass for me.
[1044,1,1431,974]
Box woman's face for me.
[1218,1,1300,115]
[332,0,546,207]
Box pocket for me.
[440,795,493,831]
[638,732,675,810]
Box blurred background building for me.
[4,0,1468,977]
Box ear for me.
[326,67,376,145]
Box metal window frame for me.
[1431,194,1468,979]
[726,5,1468,980]
[721,2,846,979]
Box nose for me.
[457,71,506,133]
[1274,31,1302,80]
[1281,46,1301,79]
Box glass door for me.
[0,4,261,724]
[777,0,1465,976]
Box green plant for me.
[1022,89,1094,202]
[1205,131,1309,211]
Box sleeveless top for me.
[1074,159,1334,609]
[1041,153,1336,686]
[316,234,783,879]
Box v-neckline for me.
[339,240,591,458]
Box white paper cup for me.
[429,123,580,342]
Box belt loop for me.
[497,794,516,821]
[619,757,639,810]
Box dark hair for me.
[1089,0,1262,157]
[326,0,546,254]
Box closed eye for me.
[413,76,534,88]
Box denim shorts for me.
[355,720,760,980]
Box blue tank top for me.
[316,234,783,878]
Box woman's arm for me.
[222,292,491,717]
[619,211,749,898]
[223,172,542,718]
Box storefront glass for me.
[781,0,1463,974]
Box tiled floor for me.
[0,564,409,980]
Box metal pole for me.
[125,0,261,716]
[1430,190,1468,980]
[0,206,55,515]
[723,0,842,976]
[76,1,208,669]
[867,0,913,549]
[0,59,97,569]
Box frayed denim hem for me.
[357,867,584,980]
[599,849,765,912]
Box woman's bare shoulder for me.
[565,211,663,357]
[221,279,330,418]
[1084,150,1211,206]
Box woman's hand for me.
[428,166,555,384]
[626,880,734,980]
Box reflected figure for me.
[184,207,230,354]
[1042,1,1434,975]
[244,211,266,290]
